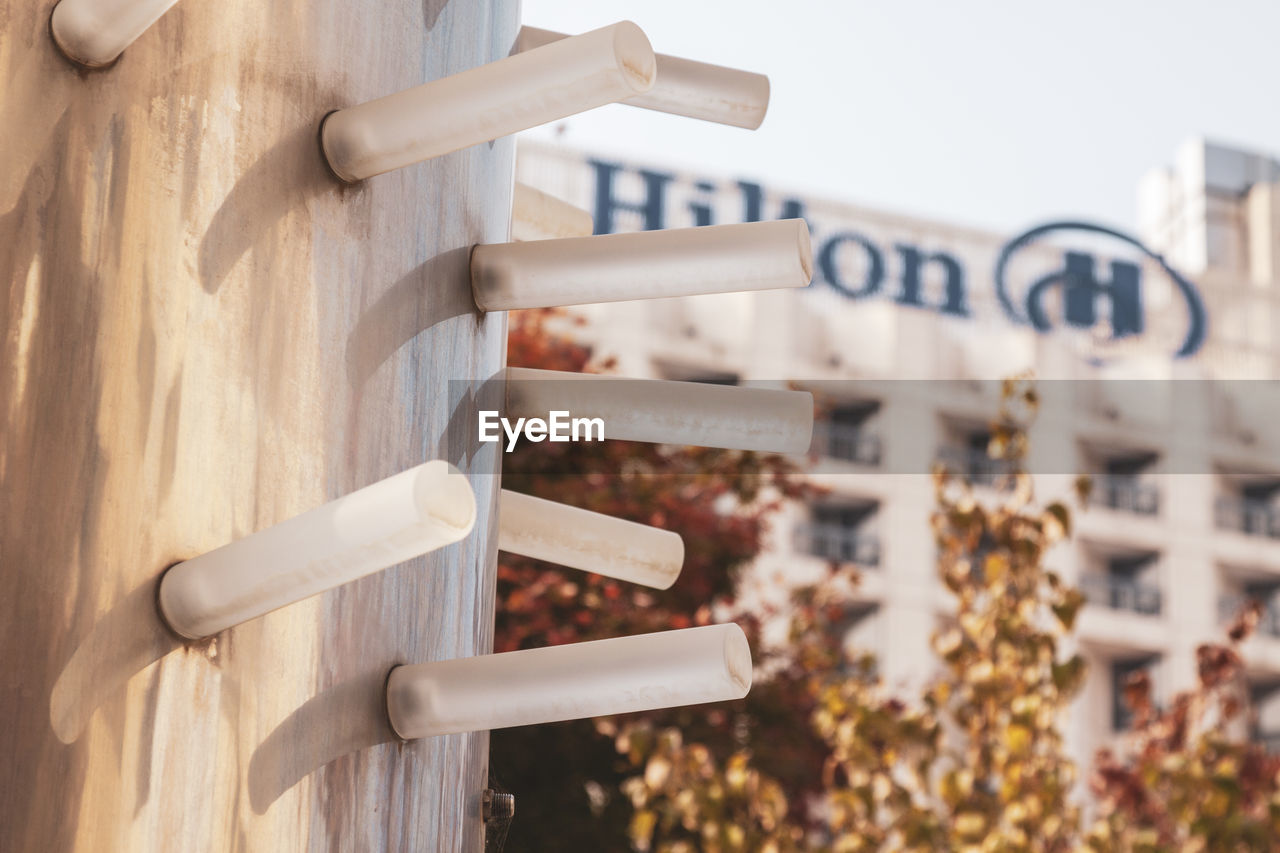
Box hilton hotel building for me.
[515,138,1280,766]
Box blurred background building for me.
[515,137,1280,769]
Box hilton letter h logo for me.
[1026,251,1142,339]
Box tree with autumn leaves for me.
[812,384,1086,852]
[1086,601,1280,850]
[491,308,822,851]
[491,309,1280,852]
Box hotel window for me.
[1081,546,1162,617]
[1219,574,1280,639]
[1081,444,1160,516]
[1215,473,1280,539]
[799,502,881,567]
[1111,655,1160,731]
[817,399,882,466]
[937,421,1016,489]
[1250,680,1280,754]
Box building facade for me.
[515,138,1280,767]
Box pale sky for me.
[521,0,1280,234]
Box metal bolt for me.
[482,789,515,822]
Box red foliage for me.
[1087,599,1280,850]
[497,308,813,653]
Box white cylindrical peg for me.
[50,0,181,68]
[158,461,476,640]
[511,182,594,242]
[517,26,770,129]
[386,623,752,739]
[499,489,683,589]
[504,367,814,454]
[321,21,656,182]
[472,219,812,311]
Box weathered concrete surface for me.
[0,0,511,849]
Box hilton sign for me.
[585,158,1207,359]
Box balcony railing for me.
[1218,594,1280,638]
[796,524,881,567]
[1215,496,1280,538]
[814,421,881,466]
[1081,573,1163,616]
[936,446,1018,488]
[1095,475,1160,516]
